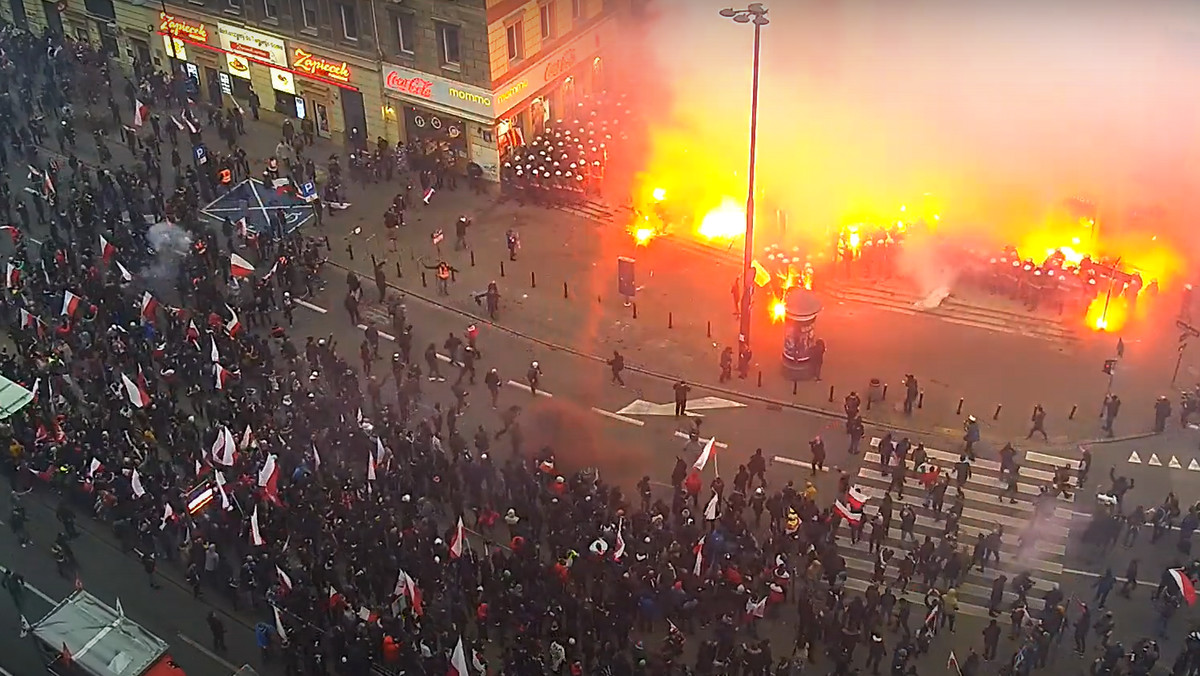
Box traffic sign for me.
[193,144,207,165]
[431,229,444,245]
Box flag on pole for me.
[225,305,242,336]
[276,566,293,594]
[239,425,254,450]
[87,458,103,479]
[60,290,82,316]
[271,605,288,642]
[250,504,265,546]
[119,372,151,408]
[613,519,627,561]
[834,486,870,526]
[214,470,232,510]
[230,252,255,277]
[449,516,465,559]
[99,234,116,263]
[6,262,19,288]
[115,260,133,282]
[693,437,716,473]
[258,454,280,504]
[132,100,149,127]
[703,491,721,521]
[211,426,237,466]
[422,187,435,205]
[1170,568,1197,605]
[210,337,220,363]
[19,309,42,337]
[448,636,469,676]
[131,470,146,498]
[367,445,377,485]
[312,443,321,471]
[160,503,174,529]
[948,650,961,674]
[140,291,158,322]
[692,535,706,576]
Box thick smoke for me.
[145,221,193,283]
[623,0,1200,272]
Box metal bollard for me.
[531,271,536,288]
[421,271,427,287]
[706,320,711,338]
[450,269,456,282]
[500,261,505,277]
[993,404,1002,420]
[395,261,402,278]
[881,384,888,400]
[346,242,354,260]
[917,391,924,409]
[668,312,673,329]
[866,397,872,411]
[470,250,476,267]
[632,302,638,319]
[1069,404,1078,420]
[793,381,798,395]
[563,282,569,299]
[757,371,762,387]
[828,385,835,402]
[956,398,964,415]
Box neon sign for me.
[292,48,352,83]
[159,12,208,43]
[385,70,434,98]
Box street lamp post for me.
[720,4,769,356]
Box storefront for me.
[490,16,618,148]
[381,64,498,180]
[215,22,290,115]
[287,42,381,146]
[156,10,222,106]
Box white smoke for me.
[145,221,193,282]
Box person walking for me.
[207,611,227,653]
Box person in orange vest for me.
[423,260,457,295]
[381,635,401,663]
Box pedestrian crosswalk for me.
[831,438,1079,619]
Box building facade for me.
[2,0,628,181]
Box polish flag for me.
[311,443,321,471]
[258,454,280,504]
[834,486,870,526]
[19,309,43,337]
[137,366,150,394]
[214,364,233,390]
[211,427,237,466]
[0,225,19,243]
[394,569,423,617]
[744,596,767,619]
[185,319,200,344]
[130,470,146,498]
[703,491,721,521]
[367,444,377,485]
[236,217,248,239]
[6,262,19,288]
[271,605,288,643]
[692,535,706,576]
[115,260,133,282]
[210,336,220,363]
[225,305,242,336]
[86,458,103,479]
[422,187,435,205]
[213,470,233,510]
[132,100,149,127]
[447,636,469,676]
[692,437,717,473]
[613,521,627,561]
[230,252,255,278]
[449,516,465,559]
[120,372,151,408]
[60,290,82,316]
[140,292,158,322]
[328,587,344,610]
[250,504,265,546]
[239,425,254,450]
[1170,568,1197,606]
[99,234,116,263]
[276,566,293,594]
[160,503,174,529]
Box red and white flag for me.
[1170,568,1197,605]
[6,262,19,288]
[328,587,344,609]
[692,535,706,576]
[132,100,149,127]
[230,252,255,278]
[703,491,721,521]
[744,596,767,619]
[185,319,201,344]
[258,454,280,504]
[60,290,82,316]
[394,569,424,616]
[276,566,293,594]
[140,292,158,322]
[613,520,627,561]
[449,516,465,559]
[834,486,870,526]
[19,308,41,336]
[115,260,133,282]
[692,437,717,473]
[120,372,151,408]
[210,337,221,364]
[160,503,174,530]
[99,234,116,263]
[239,425,254,450]
[214,363,234,390]
[86,458,103,479]
[225,305,242,336]
[211,426,237,466]
[214,470,232,510]
[250,504,265,546]
[422,187,435,205]
[447,636,469,676]
[130,470,146,498]
[271,605,288,643]
[367,444,377,485]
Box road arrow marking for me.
[773,455,830,473]
[617,396,746,417]
[672,430,728,448]
[1128,451,1141,464]
[1170,456,1183,469]
[1190,459,1200,471]
[590,407,645,426]
[1148,453,1162,466]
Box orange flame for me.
[698,199,746,240]
[1086,293,1129,332]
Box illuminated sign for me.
[542,49,576,83]
[225,52,251,79]
[158,12,208,42]
[162,35,187,62]
[292,48,351,83]
[449,87,491,107]
[270,67,296,95]
[385,69,434,98]
[490,17,616,118]
[495,81,528,104]
[217,22,287,68]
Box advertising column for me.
[216,22,289,117]
[381,64,499,182]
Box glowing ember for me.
[652,187,666,202]
[771,299,787,322]
[698,199,746,240]
[1085,293,1129,332]
[633,227,656,246]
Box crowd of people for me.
[0,21,1195,676]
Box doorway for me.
[9,0,28,29]
[38,1,58,34]
[340,89,366,148]
[203,67,222,108]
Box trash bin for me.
[868,378,883,403]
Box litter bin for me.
[867,378,883,403]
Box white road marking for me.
[0,665,13,676]
[295,299,327,314]
[506,380,552,397]
[355,324,395,341]
[176,632,243,672]
[672,431,729,448]
[435,352,451,363]
[1061,568,1156,587]
[590,407,645,426]
[772,455,830,472]
[0,565,57,604]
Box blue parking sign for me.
[299,181,317,203]
[193,144,208,165]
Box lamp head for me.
[733,14,751,23]
[719,7,736,17]
[747,2,767,13]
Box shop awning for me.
[0,375,34,419]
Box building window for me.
[395,13,414,54]
[572,0,582,20]
[300,0,317,28]
[437,23,460,66]
[506,21,523,61]
[226,0,240,11]
[540,2,556,39]
[339,3,358,40]
[263,0,277,19]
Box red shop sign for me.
[385,70,434,98]
[542,48,577,83]
[159,12,208,42]
[292,48,352,83]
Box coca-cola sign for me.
[542,49,577,83]
[385,70,433,98]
